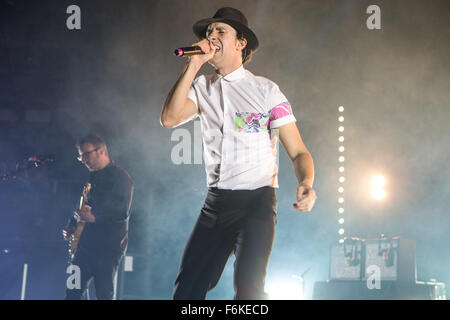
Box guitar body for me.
[68,183,91,259]
[69,221,85,257]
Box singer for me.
[161,7,317,300]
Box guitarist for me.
[62,134,134,300]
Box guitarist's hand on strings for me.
[74,204,96,223]
[62,226,75,241]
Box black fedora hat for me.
[193,7,259,52]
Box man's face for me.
[205,22,245,66]
[77,142,103,171]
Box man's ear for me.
[99,146,107,156]
[237,38,247,50]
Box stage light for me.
[369,175,387,200]
[337,105,346,243]
[266,277,304,300]
[124,255,134,272]
[371,188,386,200]
[371,175,386,187]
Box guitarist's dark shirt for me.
[70,162,134,258]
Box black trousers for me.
[65,249,122,300]
[173,186,277,300]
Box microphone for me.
[174,46,204,57]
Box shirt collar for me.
[214,65,246,82]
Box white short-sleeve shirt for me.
[186,66,296,190]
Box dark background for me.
[0,0,449,299]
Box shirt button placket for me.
[218,78,227,188]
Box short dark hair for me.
[237,31,253,64]
[76,134,107,149]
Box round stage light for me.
[371,175,386,187]
[266,278,304,300]
[371,188,386,200]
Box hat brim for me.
[193,18,259,52]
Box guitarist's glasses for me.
[77,147,100,162]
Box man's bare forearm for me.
[161,61,201,127]
[292,152,315,188]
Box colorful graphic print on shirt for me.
[235,112,270,132]
[234,102,293,133]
